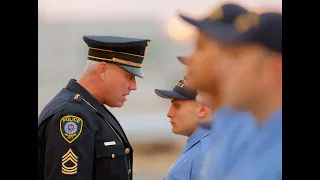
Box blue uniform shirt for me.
[164,128,212,180]
[227,108,282,180]
[199,106,255,180]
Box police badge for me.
[60,115,83,143]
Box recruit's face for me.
[216,43,282,110]
[102,64,137,107]
[167,99,199,137]
[187,33,224,93]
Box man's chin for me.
[115,102,125,108]
[108,101,125,108]
[172,128,184,136]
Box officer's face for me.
[167,99,199,137]
[187,33,224,93]
[102,64,137,107]
[216,43,282,110]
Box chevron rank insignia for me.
[60,115,83,143]
[62,148,78,175]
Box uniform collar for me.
[65,79,114,121]
[66,79,129,144]
[181,128,211,154]
[196,106,245,130]
[259,107,282,132]
[197,121,213,129]
[66,79,103,109]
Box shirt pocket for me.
[95,143,129,179]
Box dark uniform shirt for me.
[38,79,133,180]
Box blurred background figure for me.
[176,5,257,179]
[38,0,281,179]
[177,56,214,111]
[215,11,282,179]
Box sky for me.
[38,0,282,21]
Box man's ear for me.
[197,106,209,118]
[98,62,108,80]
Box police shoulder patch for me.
[60,115,83,143]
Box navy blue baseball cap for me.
[155,75,197,100]
[83,36,151,78]
[179,3,282,53]
[179,3,249,43]
[226,12,282,53]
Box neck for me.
[186,126,199,137]
[252,91,282,124]
[77,73,104,104]
[198,112,214,123]
[209,92,223,113]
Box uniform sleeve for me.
[44,109,95,180]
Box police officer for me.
[154,74,213,180]
[38,36,151,180]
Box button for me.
[111,154,115,158]
[125,148,130,154]
[128,169,131,174]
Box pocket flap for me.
[96,144,126,158]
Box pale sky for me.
[38,0,282,21]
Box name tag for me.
[104,141,116,146]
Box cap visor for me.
[177,56,187,65]
[179,14,202,27]
[154,89,190,100]
[119,65,143,78]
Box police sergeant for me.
[38,35,151,180]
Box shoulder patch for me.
[60,115,83,143]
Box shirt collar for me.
[259,107,282,132]
[65,79,107,118]
[181,128,211,154]
[196,105,253,130]
[197,121,213,129]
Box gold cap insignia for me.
[234,13,260,32]
[208,7,224,21]
[176,77,188,88]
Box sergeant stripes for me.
[61,148,78,175]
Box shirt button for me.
[128,169,131,174]
[125,148,130,154]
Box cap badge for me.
[234,13,260,32]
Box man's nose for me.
[167,105,175,118]
[129,77,137,91]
